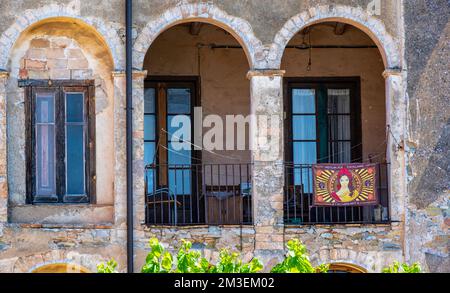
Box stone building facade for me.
[0,0,448,273]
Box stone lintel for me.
[247,69,285,79]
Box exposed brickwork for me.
[0,1,124,71]
[19,36,92,80]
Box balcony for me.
[284,163,391,225]
[145,163,252,226]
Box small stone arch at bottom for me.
[328,262,368,273]
[31,263,91,273]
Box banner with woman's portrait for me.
[312,164,378,206]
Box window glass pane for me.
[146,169,155,193]
[144,88,156,113]
[168,88,191,114]
[293,115,316,140]
[144,142,156,165]
[144,115,156,141]
[328,89,350,114]
[329,115,351,140]
[169,169,191,195]
[36,95,54,123]
[66,125,85,195]
[328,141,352,163]
[36,124,56,196]
[293,142,317,165]
[66,93,84,123]
[167,115,191,142]
[168,142,191,165]
[144,142,156,193]
[294,167,314,193]
[292,89,315,114]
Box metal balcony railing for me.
[284,163,391,225]
[145,163,253,226]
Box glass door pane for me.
[144,88,156,192]
[167,87,192,196]
[291,88,317,189]
[327,89,351,163]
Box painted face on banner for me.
[313,164,378,207]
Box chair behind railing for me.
[145,163,253,226]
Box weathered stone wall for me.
[135,226,256,270]
[404,0,450,273]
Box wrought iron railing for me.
[284,163,390,225]
[145,163,253,226]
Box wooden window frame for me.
[20,79,96,204]
[284,77,362,165]
[144,76,201,171]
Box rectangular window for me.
[22,80,96,204]
[286,78,361,166]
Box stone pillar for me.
[132,70,147,272]
[247,70,286,267]
[112,71,127,227]
[383,69,407,259]
[0,71,9,223]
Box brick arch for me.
[0,1,124,70]
[269,5,401,70]
[133,2,265,70]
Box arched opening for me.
[6,17,115,223]
[282,21,390,225]
[31,263,90,273]
[142,22,252,226]
[328,262,367,273]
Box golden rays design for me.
[313,165,377,206]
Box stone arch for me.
[133,2,265,70]
[269,5,401,70]
[328,262,368,273]
[310,248,384,273]
[0,1,124,70]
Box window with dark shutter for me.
[21,80,96,204]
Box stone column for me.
[112,71,127,227]
[132,70,147,225]
[132,70,147,272]
[0,71,9,223]
[247,70,286,267]
[383,69,407,259]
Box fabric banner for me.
[312,163,378,207]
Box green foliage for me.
[175,240,211,273]
[141,238,173,273]
[140,238,263,273]
[382,261,421,273]
[210,249,263,273]
[271,239,329,273]
[97,258,118,273]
